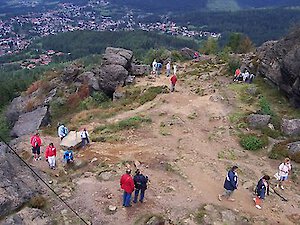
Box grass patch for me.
[218,148,237,160]
[94,116,152,135]
[139,86,167,105]
[28,195,47,209]
[0,109,10,142]
[240,134,268,151]
[194,205,206,224]
[261,127,282,139]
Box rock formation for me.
[256,28,300,107]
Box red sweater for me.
[120,174,134,193]
[45,146,56,158]
[170,75,177,85]
[30,135,42,147]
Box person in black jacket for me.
[254,175,270,210]
[133,169,148,203]
[218,166,238,202]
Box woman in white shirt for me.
[277,158,292,190]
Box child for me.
[170,74,177,92]
[254,175,270,209]
[277,158,292,190]
[63,148,74,164]
[45,143,57,169]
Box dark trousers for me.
[123,191,132,207]
[133,189,145,203]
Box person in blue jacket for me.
[253,175,270,210]
[218,166,238,201]
[63,147,74,164]
[133,169,148,203]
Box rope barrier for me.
[0,136,89,225]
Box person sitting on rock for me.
[63,148,74,164]
[133,169,148,203]
[45,143,57,169]
[58,123,68,140]
[233,68,241,81]
[254,175,270,210]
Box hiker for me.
[243,70,250,82]
[120,169,135,207]
[133,169,148,203]
[170,74,177,92]
[254,175,270,210]
[80,128,90,148]
[233,68,241,81]
[248,73,255,83]
[30,132,42,161]
[173,64,177,75]
[193,52,199,59]
[152,59,157,75]
[218,166,238,201]
[63,148,74,164]
[45,143,57,169]
[156,61,162,76]
[277,158,292,190]
[166,61,171,77]
[58,123,68,140]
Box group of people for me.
[218,158,292,210]
[30,124,91,169]
[233,68,255,83]
[152,59,178,92]
[120,168,149,207]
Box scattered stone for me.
[48,180,53,184]
[91,158,98,163]
[209,94,224,102]
[108,205,117,212]
[107,194,113,199]
[165,186,176,193]
[145,215,165,225]
[268,123,275,130]
[134,160,141,168]
[84,172,93,178]
[247,114,271,128]
[221,210,236,224]
[98,171,113,181]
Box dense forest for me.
[171,8,300,45]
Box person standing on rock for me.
[120,169,134,207]
[80,128,90,148]
[45,143,57,169]
[218,166,238,202]
[58,123,68,140]
[30,132,42,161]
[133,169,148,203]
[253,175,270,209]
[166,61,171,77]
[277,158,292,190]
[170,74,177,92]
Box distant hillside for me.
[111,0,300,12]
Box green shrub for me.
[261,127,282,139]
[28,195,47,209]
[139,86,165,105]
[269,142,289,160]
[259,96,273,115]
[227,56,241,75]
[0,110,10,142]
[240,134,268,151]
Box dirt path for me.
[15,63,300,225]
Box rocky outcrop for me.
[256,28,300,107]
[10,107,50,138]
[131,64,150,76]
[63,64,80,82]
[247,114,271,128]
[77,71,100,91]
[281,118,300,136]
[0,142,42,219]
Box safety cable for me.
[0,136,89,225]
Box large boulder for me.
[281,118,300,136]
[256,28,300,107]
[287,141,300,155]
[10,106,50,138]
[0,143,42,219]
[97,64,129,96]
[247,114,271,128]
[60,131,82,148]
[62,64,80,82]
[131,64,150,76]
[77,71,100,91]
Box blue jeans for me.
[123,191,132,207]
[133,189,145,203]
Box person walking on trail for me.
[120,169,134,207]
[170,74,177,92]
[45,143,57,169]
[30,132,42,161]
[80,128,90,148]
[58,123,68,140]
[133,169,148,203]
[152,59,157,75]
[63,147,74,164]
[218,166,238,201]
[277,158,292,190]
[166,61,171,77]
[156,61,162,76]
[253,175,270,210]
[173,64,177,75]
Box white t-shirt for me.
[278,162,291,177]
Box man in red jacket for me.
[30,132,42,161]
[120,169,134,207]
[45,143,57,169]
[170,74,177,92]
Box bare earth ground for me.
[14,62,300,225]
